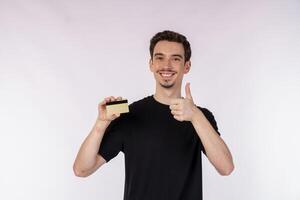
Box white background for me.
[0,0,299,199]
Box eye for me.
[173,57,181,61]
[155,57,163,60]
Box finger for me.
[113,113,120,118]
[102,96,115,106]
[109,96,116,101]
[169,104,181,111]
[185,82,193,100]
[105,96,113,103]
[170,98,182,105]
[116,96,122,101]
[173,115,183,122]
[100,97,110,106]
[99,99,107,106]
[171,110,182,115]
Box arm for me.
[191,108,234,176]
[73,96,122,177]
[73,119,110,177]
[169,83,234,176]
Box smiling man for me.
[73,30,234,200]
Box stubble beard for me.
[159,80,175,89]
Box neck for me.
[153,84,182,105]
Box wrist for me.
[191,106,204,124]
[95,119,111,131]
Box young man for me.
[73,30,234,199]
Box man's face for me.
[150,40,191,89]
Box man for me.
[73,30,234,199]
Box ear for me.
[149,58,154,72]
[183,60,191,74]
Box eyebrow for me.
[154,53,164,57]
[171,54,183,59]
[154,53,183,59]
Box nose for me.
[162,58,172,70]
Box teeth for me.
[160,72,174,77]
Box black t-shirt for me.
[98,95,220,200]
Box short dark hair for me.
[150,30,191,62]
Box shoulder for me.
[196,105,220,133]
[128,96,152,113]
[196,106,215,118]
[117,96,151,120]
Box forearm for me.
[191,109,234,175]
[73,119,110,172]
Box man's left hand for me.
[169,82,199,122]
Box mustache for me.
[156,70,176,73]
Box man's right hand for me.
[73,96,122,177]
[97,96,123,122]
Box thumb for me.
[185,82,193,100]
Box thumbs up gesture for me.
[169,82,198,122]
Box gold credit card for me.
[106,99,129,115]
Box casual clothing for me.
[98,95,220,200]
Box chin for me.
[154,75,178,89]
[160,83,174,89]
[158,79,177,88]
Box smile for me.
[159,72,176,78]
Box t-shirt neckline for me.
[150,94,171,107]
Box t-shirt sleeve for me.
[98,114,129,162]
[196,107,221,155]
[199,107,220,136]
